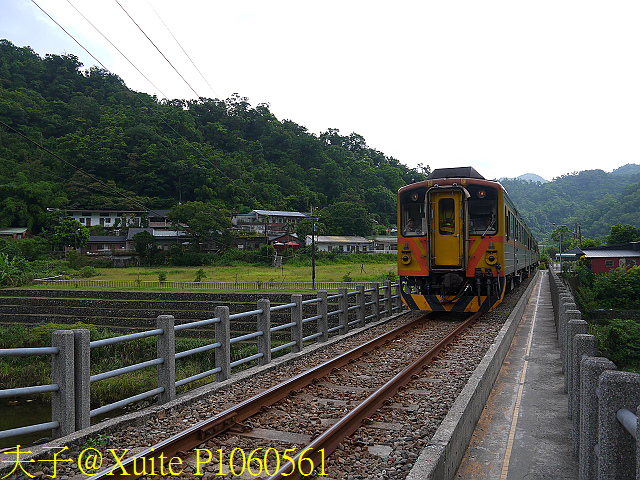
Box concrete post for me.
[580,356,616,480]
[156,315,176,404]
[317,290,328,342]
[356,285,365,326]
[383,280,392,317]
[597,370,640,480]
[571,334,597,457]
[566,317,588,401]
[291,294,303,353]
[51,330,75,438]
[395,282,403,312]
[338,287,349,334]
[257,299,271,365]
[72,329,90,431]
[215,306,231,381]
[371,282,380,322]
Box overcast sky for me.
[2,0,640,182]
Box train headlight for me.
[401,243,412,265]
[485,241,498,265]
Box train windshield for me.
[400,188,427,236]
[467,185,498,236]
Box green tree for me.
[53,219,89,248]
[608,224,640,245]
[320,201,374,237]
[167,201,231,247]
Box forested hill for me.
[0,39,427,234]
[500,168,640,240]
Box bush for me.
[594,318,640,372]
[79,266,99,278]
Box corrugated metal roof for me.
[0,227,29,234]
[583,250,640,258]
[253,210,307,217]
[311,235,372,243]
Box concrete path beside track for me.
[455,270,578,479]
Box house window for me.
[605,260,614,268]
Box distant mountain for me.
[516,173,549,183]
[611,164,640,176]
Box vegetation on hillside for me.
[501,170,640,242]
[0,39,427,236]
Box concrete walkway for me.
[456,271,578,479]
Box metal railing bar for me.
[90,358,164,383]
[90,387,165,418]
[230,309,263,320]
[0,384,59,398]
[230,353,264,368]
[302,298,321,306]
[0,421,60,440]
[271,341,297,353]
[0,347,59,357]
[229,331,263,345]
[302,315,321,324]
[175,342,220,360]
[175,317,220,331]
[270,302,297,312]
[303,332,323,342]
[176,367,222,388]
[617,408,638,440]
[270,322,296,333]
[90,329,163,349]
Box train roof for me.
[427,167,485,180]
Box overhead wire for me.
[115,0,201,100]
[65,0,170,99]
[27,0,257,207]
[146,0,219,99]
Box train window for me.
[467,185,498,236]
[438,198,455,235]
[400,188,426,236]
[506,209,510,240]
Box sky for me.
[2,0,640,182]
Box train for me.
[397,166,539,312]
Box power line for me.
[115,0,201,100]
[30,1,257,206]
[146,0,219,99]
[31,0,107,70]
[65,0,170,99]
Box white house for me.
[233,210,307,235]
[306,235,373,253]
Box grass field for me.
[90,262,397,284]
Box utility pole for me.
[311,206,316,290]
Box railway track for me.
[89,312,481,480]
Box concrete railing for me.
[0,281,403,444]
[549,268,640,480]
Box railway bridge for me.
[1,270,637,479]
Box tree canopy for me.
[0,39,427,235]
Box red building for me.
[580,242,640,273]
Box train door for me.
[429,189,465,268]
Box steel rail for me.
[268,311,481,480]
[90,313,423,479]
